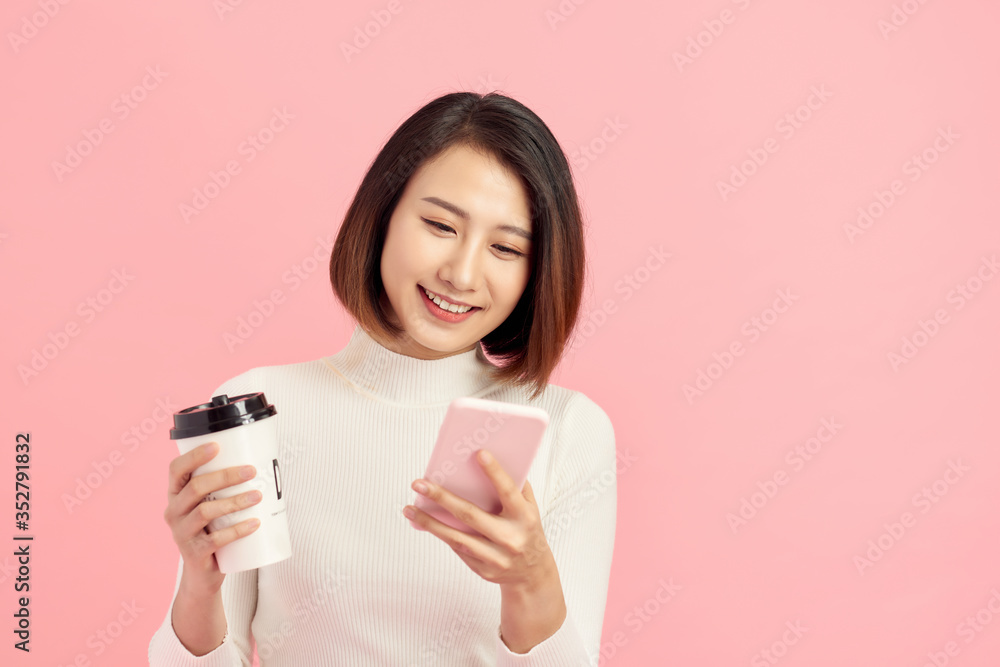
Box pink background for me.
[3,1,998,665]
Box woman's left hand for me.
[403,448,557,590]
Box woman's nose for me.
[441,247,483,291]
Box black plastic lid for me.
[169,393,277,440]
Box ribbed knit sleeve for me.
[147,554,259,666]
[493,392,618,666]
[148,372,262,667]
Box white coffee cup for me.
[170,393,291,573]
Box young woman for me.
[149,91,617,666]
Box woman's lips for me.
[418,285,479,323]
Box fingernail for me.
[240,465,256,479]
[402,506,415,519]
[478,449,492,464]
[413,481,429,495]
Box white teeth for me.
[423,288,473,313]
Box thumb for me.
[521,479,536,504]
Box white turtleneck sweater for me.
[148,324,617,667]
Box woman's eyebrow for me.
[421,196,532,242]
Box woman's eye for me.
[495,245,524,257]
[423,218,453,233]
[423,219,524,258]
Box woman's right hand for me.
[163,441,263,597]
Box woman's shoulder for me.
[209,358,327,400]
[486,381,614,439]
[500,382,618,504]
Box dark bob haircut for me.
[329,91,586,401]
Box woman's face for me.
[379,143,533,360]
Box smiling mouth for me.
[419,285,481,312]
[417,285,483,324]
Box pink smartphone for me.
[411,397,549,537]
